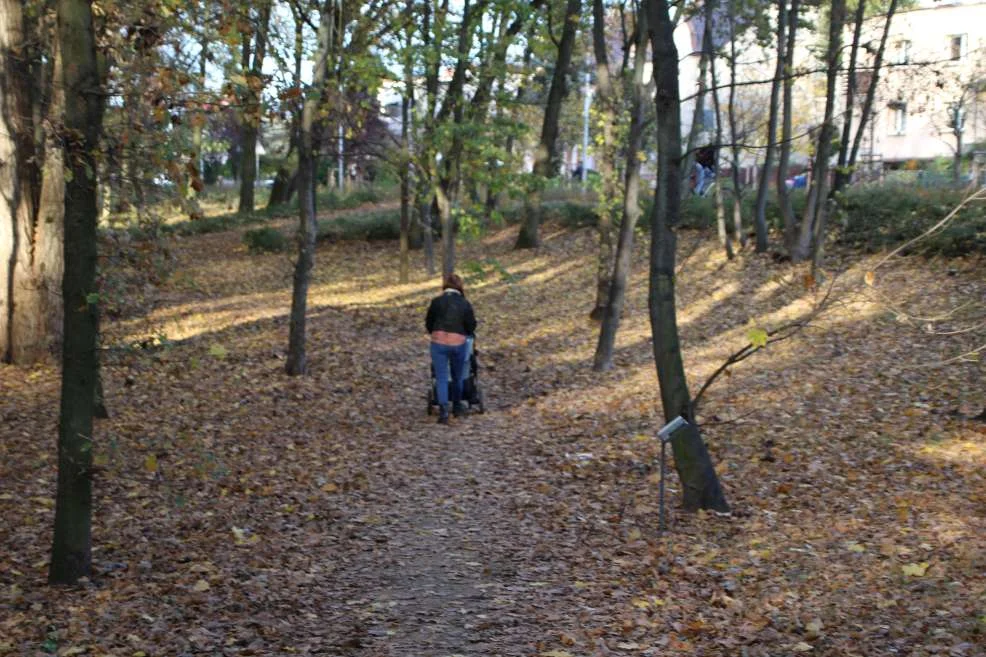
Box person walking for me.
[425,273,477,424]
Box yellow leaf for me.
[631,598,650,609]
[746,327,768,349]
[847,542,866,553]
[864,270,875,286]
[143,454,158,473]
[209,344,227,360]
[901,562,929,577]
[192,579,210,592]
[792,641,813,652]
[321,482,339,493]
[541,652,573,657]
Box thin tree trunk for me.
[399,92,412,283]
[777,0,799,251]
[238,1,273,214]
[753,0,785,253]
[681,46,710,195]
[286,1,332,376]
[832,0,865,195]
[646,0,728,512]
[707,5,734,260]
[50,0,103,585]
[794,0,844,264]
[436,182,454,278]
[848,0,898,180]
[726,0,744,248]
[516,0,580,249]
[593,6,649,372]
[590,0,616,319]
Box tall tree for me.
[752,0,786,253]
[725,0,745,249]
[237,0,273,214]
[592,4,649,371]
[1,0,63,365]
[707,0,735,260]
[515,0,581,249]
[776,0,799,250]
[831,0,866,196]
[50,0,104,585]
[645,0,729,512]
[286,0,334,376]
[589,0,617,319]
[793,0,845,265]
[837,0,899,195]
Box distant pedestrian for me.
[425,273,477,425]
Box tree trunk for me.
[515,0,580,249]
[436,182,454,278]
[593,6,649,372]
[832,0,865,195]
[646,0,729,512]
[726,0,744,248]
[953,128,963,183]
[681,46,710,196]
[777,0,799,251]
[707,5,734,260]
[753,0,785,253]
[1,0,63,365]
[237,1,272,215]
[848,0,898,182]
[50,0,103,585]
[399,94,412,284]
[286,1,332,376]
[794,0,844,264]
[589,0,616,320]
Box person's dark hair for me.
[443,273,465,295]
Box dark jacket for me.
[426,290,477,336]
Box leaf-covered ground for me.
[2,212,985,657]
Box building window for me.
[949,34,967,61]
[894,40,911,65]
[889,102,907,135]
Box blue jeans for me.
[431,341,468,408]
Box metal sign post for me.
[656,416,689,533]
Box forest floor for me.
[2,207,985,657]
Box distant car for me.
[259,178,275,187]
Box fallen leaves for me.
[0,219,983,657]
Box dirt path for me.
[326,419,552,655]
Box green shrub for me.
[317,209,401,242]
[243,227,289,253]
[837,186,985,256]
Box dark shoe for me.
[453,402,466,418]
[437,405,449,425]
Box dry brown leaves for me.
[1,216,984,657]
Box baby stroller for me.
[427,337,485,415]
